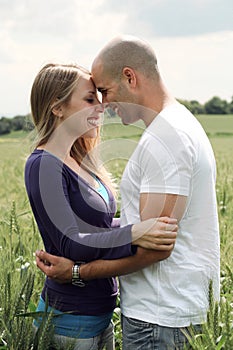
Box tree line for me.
[0,114,34,135]
[0,96,233,136]
[177,96,233,115]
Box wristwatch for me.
[72,261,86,287]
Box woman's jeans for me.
[34,322,114,350]
[122,314,201,350]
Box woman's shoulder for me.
[26,149,62,164]
[25,149,65,176]
[25,149,42,169]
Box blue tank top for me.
[93,174,109,204]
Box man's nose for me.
[102,96,109,104]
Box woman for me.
[25,63,177,350]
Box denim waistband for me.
[33,296,113,338]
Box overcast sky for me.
[0,0,232,117]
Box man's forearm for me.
[36,241,174,284]
[81,248,171,280]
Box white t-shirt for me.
[120,103,220,327]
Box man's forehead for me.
[91,72,109,90]
[90,76,102,91]
[91,71,102,85]
[91,55,102,69]
[91,58,106,84]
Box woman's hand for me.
[132,216,178,250]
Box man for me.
[36,35,220,349]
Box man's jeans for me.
[122,314,200,350]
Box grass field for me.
[0,114,232,349]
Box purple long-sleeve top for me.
[24,150,135,315]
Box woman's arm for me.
[25,154,133,261]
[26,154,177,263]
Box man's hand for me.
[35,250,74,284]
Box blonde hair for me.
[30,63,116,196]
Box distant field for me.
[0,114,232,210]
[0,113,232,167]
[196,114,233,136]
[102,114,233,146]
[196,115,233,159]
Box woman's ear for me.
[51,105,63,118]
[122,67,137,88]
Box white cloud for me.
[98,0,233,36]
[0,0,129,116]
[150,31,233,103]
[0,0,232,116]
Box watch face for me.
[72,279,86,287]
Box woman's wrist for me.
[131,219,153,243]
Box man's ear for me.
[122,67,137,88]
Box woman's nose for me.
[95,103,105,113]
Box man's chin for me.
[122,120,130,125]
[121,115,137,125]
[119,113,131,125]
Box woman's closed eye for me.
[86,98,95,104]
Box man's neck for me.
[141,96,177,127]
[139,78,177,127]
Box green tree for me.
[0,117,11,135]
[177,99,205,115]
[227,96,233,114]
[189,100,205,114]
[177,99,192,111]
[23,114,34,131]
[11,115,26,131]
[204,96,228,114]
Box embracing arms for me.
[26,153,177,262]
[33,152,187,281]
[36,192,185,283]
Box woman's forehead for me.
[75,73,96,92]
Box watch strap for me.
[72,261,86,287]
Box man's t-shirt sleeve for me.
[139,124,195,196]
